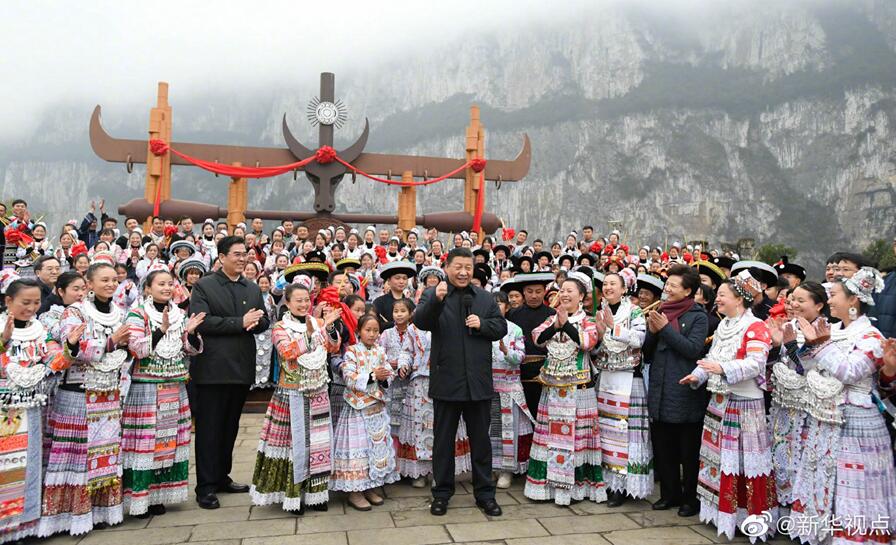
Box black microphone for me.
[462,293,474,335]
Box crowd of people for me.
[1,196,896,544]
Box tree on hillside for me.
[755,244,798,266]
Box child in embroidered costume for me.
[489,290,533,490]
[0,279,79,543]
[250,283,342,514]
[680,272,777,543]
[331,314,399,511]
[525,277,606,506]
[378,298,413,447]
[40,262,133,537]
[122,269,205,517]
[330,295,367,431]
[591,270,651,507]
[787,268,896,545]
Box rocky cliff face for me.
[2,0,895,273]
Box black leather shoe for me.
[219,481,250,494]
[476,498,502,517]
[652,498,680,511]
[677,504,699,517]
[310,502,329,512]
[197,493,220,510]
[430,498,449,516]
[606,491,627,507]
[148,504,167,516]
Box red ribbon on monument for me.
[148,139,488,229]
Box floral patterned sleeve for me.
[504,323,525,367]
[126,309,152,361]
[61,306,107,364]
[42,333,73,372]
[341,346,369,392]
[580,318,599,352]
[397,330,412,371]
[607,310,647,348]
[720,322,772,388]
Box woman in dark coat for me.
[643,264,709,518]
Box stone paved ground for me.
[42,413,795,545]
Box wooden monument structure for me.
[89,73,531,235]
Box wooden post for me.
[398,171,416,235]
[143,82,172,231]
[227,162,248,230]
[463,105,485,236]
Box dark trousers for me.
[193,383,250,496]
[521,361,543,419]
[649,420,703,506]
[432,398,495,502]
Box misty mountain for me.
[2,0,896,273]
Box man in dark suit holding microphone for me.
[414,247,507,517]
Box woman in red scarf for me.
[642,264,710,519]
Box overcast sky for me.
[0,0,617,141]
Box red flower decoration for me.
[164,225,178,237]
[373,245,388,264]
[470,158,487,173]
[149,139,169,156]
[501,227,515,241]
[315,146,337,164]
[590,241,603,254]
[4,224,34,247]
[70,241,88,257]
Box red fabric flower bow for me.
[315,146,337,164]
[149,139,169,156]
[470,158,487,173]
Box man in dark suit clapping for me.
[190,236,270,509]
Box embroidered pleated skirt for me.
[39,388,124,537]
[524,386,606,505]
[251,387,332,510]
[0,406,44,544]
[330,400,399,492]
[120,381,191,515]
[790,405,896,545]
[597,375,654,499]
[697,393,778,543]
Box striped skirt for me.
[121,381,191,515]
[489,389,533,474]
[397,376,471,478]
[524,386,606,505]
[597,374,653,499]
[697,393,777,543]
[39,388,123,537]
[791,406,896,545]
[251,387,331,511]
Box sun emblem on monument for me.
[307,96,347,128]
